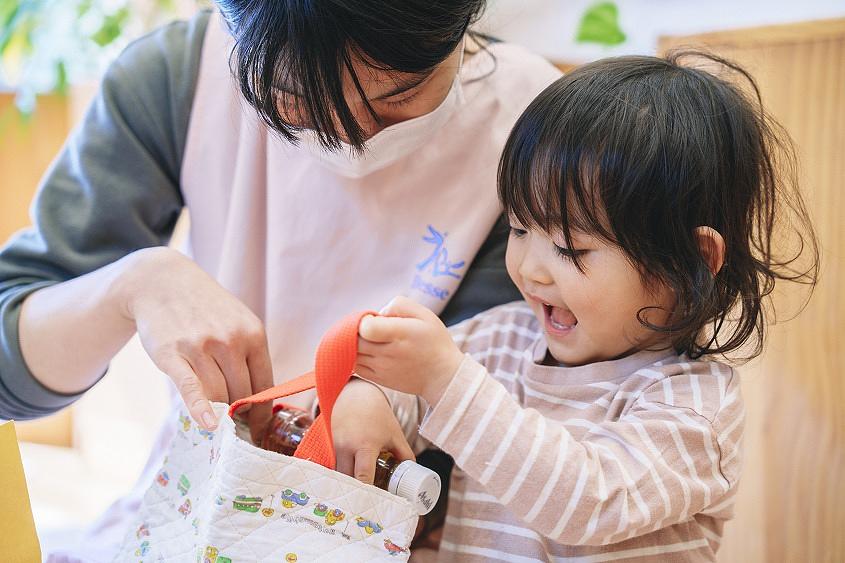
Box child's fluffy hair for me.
[498,51,818,360]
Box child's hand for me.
[356,296,464,406]
[331,378,415,483]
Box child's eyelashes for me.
[509,227,588,261]
[554,245,588,261]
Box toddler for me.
[334,51,818,561]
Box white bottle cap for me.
[388,460,442,515]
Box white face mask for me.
[298,43,466,179]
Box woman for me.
[0,0,560,557]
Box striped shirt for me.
[389,301,744,562]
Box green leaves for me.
[576,2,627,46]
[155,0,176,11]
[0,0,185,110]
[54,58,67,95]
[90,6,129,47]
[0,0,37,56]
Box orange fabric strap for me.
[228,310,376,469]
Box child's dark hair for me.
[498,51,819,360]
[215,0,486,151]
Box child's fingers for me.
[354,447,380,484]
[381,296,438,322]
[357,339,390,357]
[359,315,412,343]
[391,436,416,463]
[335,450,355,479]
[353,363,377,381]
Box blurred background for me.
[1,1,843,560]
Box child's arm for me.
[418,356,743,545]
[356,297,744,546]
[331,378,417,483]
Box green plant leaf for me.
[576,2,627,46]
[54,59,68,96]
[0,1,31,55]
[77,0,94,18]
[1,2,19,30]
[90,6,130,47]
[1,10,37,58]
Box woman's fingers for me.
[161,355,218,430]
[246,333,275,395]
[211,350,252,406]
[216,353,264,441]
[246,344,275,442]
[187,353,230,402]
[130,251,282,435]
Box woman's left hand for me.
[356,296,464,406]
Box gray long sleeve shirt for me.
[0,11,520,420]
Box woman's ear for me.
[694,226,726,275]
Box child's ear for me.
[694,226,726,275]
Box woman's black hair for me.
[215,0,486,151]
[498,51,819,360]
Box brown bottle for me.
[374,451,440,516]
[260,407,312,456]
[238,406,441,515]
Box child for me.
[333,51,818,561]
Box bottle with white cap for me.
[235,407,441,515]
[374,452,441,515]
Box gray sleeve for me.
[440,215,521,327]
[0,11,211,420]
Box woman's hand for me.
[356,296,464,406]
[332,378,415,483]
[117,247,273,438]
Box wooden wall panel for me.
[660,19,845,563]
[0,94,74,446]
[0,94,69,242]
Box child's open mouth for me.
[543,303,578,335]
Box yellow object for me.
[0,421,41,562]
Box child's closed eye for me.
[554,245,588,261]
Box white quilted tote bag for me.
[115,312,418,562]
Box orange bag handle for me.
[228,310,375,469]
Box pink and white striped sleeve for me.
[418,356,744,546]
